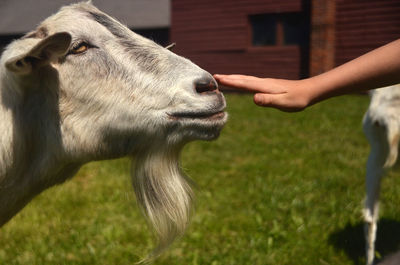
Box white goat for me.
[363,84,400,265]
[0,2,227,260]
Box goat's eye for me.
[70,42,89,55]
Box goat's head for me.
[4,2,227,156]
[1,2,226,260]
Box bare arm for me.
[214,39,400,112]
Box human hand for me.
[214,74,314,112]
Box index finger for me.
[213,74,267,93]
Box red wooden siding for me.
[335,0,400,66]
[171,0,304,79]
[172,0,399,78]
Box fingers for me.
[214,74,259,81]
[213,74,267,93]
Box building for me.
[171,0,400,79]
[1,0,399,80]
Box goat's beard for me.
[131,145,193,262]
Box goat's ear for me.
[5,32,72,74]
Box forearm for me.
[306,39,400,105]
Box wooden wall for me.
[171,0,305,79]
[335,0,400,66]
[172,0,400,79]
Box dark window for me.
[249,13,308,46]
[250,15,277,46]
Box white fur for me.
[363,84,400,265]
[0,2,227,261]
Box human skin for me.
[214,39,400,112]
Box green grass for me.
[1,94,400,265]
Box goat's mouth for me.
[167,108,227,141]
[168,110,226,121]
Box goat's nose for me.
[194,76,218,94]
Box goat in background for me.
[0,2,227,260]
[363,84,400,265]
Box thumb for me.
[254,93,307,112]
[253,93,276,107]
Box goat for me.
[363,84,400,265]
[0,1,227,260]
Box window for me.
[250,15,277,46]
[249,13,308,47]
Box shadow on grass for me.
[328,218,400,265]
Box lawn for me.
[1,93,400,265]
